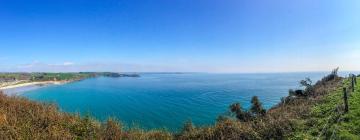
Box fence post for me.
[343,88,349,113]
[352,76,355,92]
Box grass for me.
[291,77,360,139]
[337,77,360,139]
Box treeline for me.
[0,72,140,83]
[0,73,94,82]
[30,73,94,81]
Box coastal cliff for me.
[0,71,359,139]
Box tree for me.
[229,103,252,122]
[299,78,314,96]
[300,78,312,89]
[250,96,266,117]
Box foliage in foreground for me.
[0,91,171,140]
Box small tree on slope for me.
[250,96,266,117]
[229,103,252,122]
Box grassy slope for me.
[0,92,171,140]
[292,77,360,139]
[339,77,360,139]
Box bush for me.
[228,96,267,122]
[181,120,195,134]
[229,103,252,122]
[101,118,122,139]
[320,67,339,83]
[250,96,266,116]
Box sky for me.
[0,0,360,73]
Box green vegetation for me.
[340,77,360,139]
[30,73,94,81]
[226,96,266,122]
[250,96,266,117]
[0,72,139,85]
[0,73,94,82]
[291,76,360,139]
[0,69,359,139]
[0,73,32,81]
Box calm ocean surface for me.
[20,73,328,131]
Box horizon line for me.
[1,70,359,74]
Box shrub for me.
[101,118,122,140]
[250,96,266,117]
[229,103,252,122]
[320,67,339,83]
[300,78,314,96]
[181,120,195,134]
[228,96,267,122]
[0,91,171,139]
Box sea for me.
[6,72,336,131]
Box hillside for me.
[0,91,171,140]
[0,72,140,89]
[0,71,359,139]
[292,76,360,139]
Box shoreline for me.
[0,80,73,96]
[0,81,69,90]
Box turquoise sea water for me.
[21,73,327,131]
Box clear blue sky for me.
[0,0,359,72]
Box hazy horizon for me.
[1,70,359,75]
[1,0,360,73]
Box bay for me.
[21,73,327,131]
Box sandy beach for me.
[0,81,69,90]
